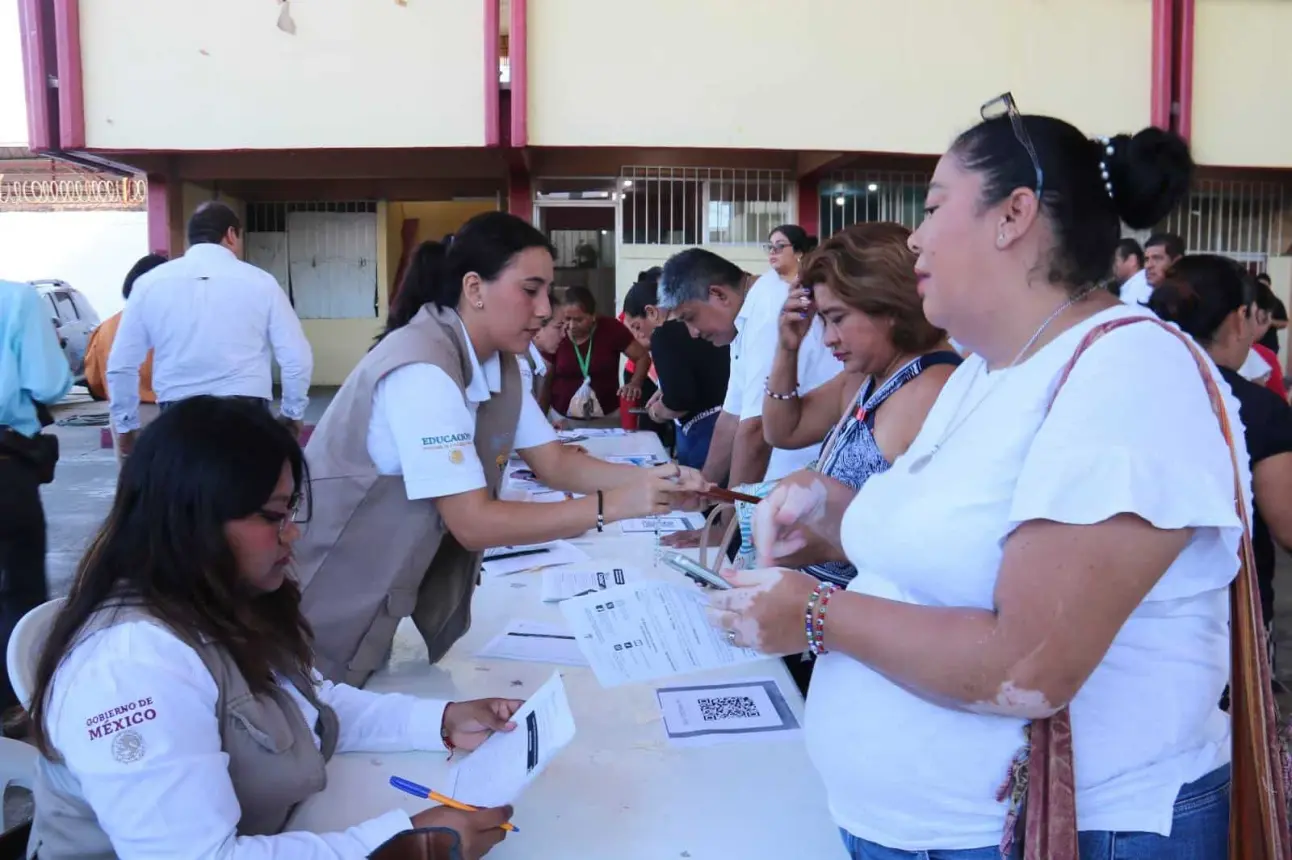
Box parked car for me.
[30,280,101,387]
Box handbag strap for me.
[1027,315,1290,859]
[698,503,739,573]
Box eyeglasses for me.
[980,92,1044,199]
[762,242,791,254]
[257,493,307,535]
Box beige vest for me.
[28,603,338,859]
[295,305,521,687]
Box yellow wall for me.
[1191,1,1292,167]
[385,200,500,293]
[78,1,485,149]
[176,183,245,254]
[528,0,1154,153]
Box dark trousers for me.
[0,456,48,712]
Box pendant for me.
[907,448,937,473]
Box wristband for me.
[805,582,838,656]
[596,490,605,533]
[440,704,456,753]
[764,382,799,401]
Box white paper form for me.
[475,620,589,666]
[655,678,801,748]
[481,540,590,577]
[619,513,703,534]
[540,564,639,602]
[599,453,665,467]
[451,671,577,808]
[560,580,762,687]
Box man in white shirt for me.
[1113,238,1151,306]
[1143,232,1185,291]
[657,249,842,486]
[107,202,313,455]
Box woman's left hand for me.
[618,383,642,403]
[704,567,819,655]
[661,465,713,511]
[441,698,525,752]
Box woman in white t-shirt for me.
[707,97,1241,858]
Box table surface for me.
[288,432,847,860]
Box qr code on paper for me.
[697,695,760,722]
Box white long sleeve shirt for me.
[106,243,313,433]
[44,619,449,859]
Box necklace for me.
[907,288,1094,474]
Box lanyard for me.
[572,326,595,380]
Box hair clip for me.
[1096,136,1115,198]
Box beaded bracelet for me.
[764,383,799,401]
[804,582,838,655]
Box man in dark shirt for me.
[623,274,730,469]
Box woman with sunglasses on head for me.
[1149,256,1292,662]
[710,97,1247,858]
[297,213,705,689]
[27,397,519,860]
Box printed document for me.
[481,540,590,577]
[451,671,577,808]
[475,620,588,666]
[619,513,703,534]
[541,564,639,602]
[560,580,762,687]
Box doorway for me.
[533,179,617,315]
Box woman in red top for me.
[550,287,651,426]
[1254,283,1288,400]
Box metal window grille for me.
[1156,180,1288,270]
[618,167,793,246]
[818,171,932,236]
[244,201,379,319]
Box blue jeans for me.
[840,764,1230,860]
[675,411,718,470]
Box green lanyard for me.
[572,326,595,380]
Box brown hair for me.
[799,222,944,353]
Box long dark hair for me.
[30,397,313,757]
[1148,254,1256,347]
[380,212,555,339]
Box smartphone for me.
[659,550,731,590]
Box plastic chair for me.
[6,599,65,710]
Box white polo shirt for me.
[1119,269,1152,307]
[367,314,556,500]
[722,270,843,481]
[44,617,448,858]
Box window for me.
[818,171,932,237]
[619,167,793,246]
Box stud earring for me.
[474,300,484,309]
[997,231,1007,249]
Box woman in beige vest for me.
[28,397,518,859]
[296,212,707,687]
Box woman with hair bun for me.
[1150,254,1292,659]
[714,95,1247,856]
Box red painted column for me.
[1174,0,1195,140]
[508,168,532,223]
[796,176,819,238]
[1150,0,1175,131]
[145,174,171,256]
[510,0,528,147]
[484,0,500,146]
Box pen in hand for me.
[390,776,520,833]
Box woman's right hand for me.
[752,476,829,567]
[605,464,693,520]
[404,805,513,860]
[777,283,814,352]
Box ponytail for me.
[378,212,555,343]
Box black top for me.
[649,320,730,423]
[1258,295,1287,355]
[1220,366,1292,623]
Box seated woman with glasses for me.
[27,397,520,860]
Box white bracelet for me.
[764,382,799,401]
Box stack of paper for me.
[560,580,763,687]
[451,671,578,808]
[481,540,590,577]
[619,513,704,534]
[540,564,639,602]
[475,620,588,666]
